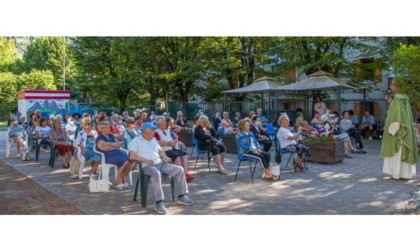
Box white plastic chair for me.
[6,128,28,158]
[74,146,86,179]
[93,145,132,186]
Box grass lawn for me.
[0,121,7,127]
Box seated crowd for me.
[7,105,373,213]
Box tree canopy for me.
[2,36,420,117]
[392,43,420,106]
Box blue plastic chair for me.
[192,134,211,172]
[234,137,260,184]
[275,137,297,173]
[264,123,277,142]
[190,133,196,157]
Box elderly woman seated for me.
[96,121,134,190]
[155,116,194,182]
[311,111,328,135]
[73,117,101,175]
[250,115,272,152]
[34,118,51,151]
[124,117,141,148]
[194,115,227,175]
[236,119,279,180]
[8,117,28,157]
[318,114,362,158]
[277,114,310,171]
[175,110,189,128]
[48,118,75,168]
[294,112,317,135]
[220,111,235,134]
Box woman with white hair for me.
[66,117,77,142]
[194,115,226,175]
[49,118,75,168]
[74,117,101,175]
[155,116,194,182]
[8,117,28,157]
[277,114,310,171]
[175,111,189,128]
[220,111,234,134]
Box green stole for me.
[380,93,418,164]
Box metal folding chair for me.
[233,137,260,184]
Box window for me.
[284,68,296,84]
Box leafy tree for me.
[17,69,56,90]
[277,37,374,78]
[17,37,74,90]
[0,72,18,120]
[201,37,280,101]
[392,44,420,106]
[71,37,150,112]
[0,37,19,119]
[0,37,18,72]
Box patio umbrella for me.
[222,76,282,118]
[222,76,282,93]
[274,70,367,115]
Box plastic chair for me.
[30,135,51,162]
[74,146,86,179]
[233,137,260,184]
[276,137,308,173]
[275,137,297,173]
[264,123,277,142]
[48,140,58,168]
[192,134,211,172]
[132,161,175,208]
[93,145,133,186]
[190,134,196,157]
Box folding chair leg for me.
[207,151,211,172]
[234,160,242,181]
[250,161,258,184]
[194,153,200,170]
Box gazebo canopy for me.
[274,70,366,91]
[222,76,282,93]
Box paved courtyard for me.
[1,131,419,215]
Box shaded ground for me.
[0,161,82,215]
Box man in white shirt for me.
[128,122,194,214]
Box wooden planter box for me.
[179,131,193,146]
[304,139,345,164]
[223,135,237,153]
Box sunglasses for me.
[85,123,91,126]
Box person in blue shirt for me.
[361,110,376,140]
[211,111,221,130]
[18,116,29,131]
[236,119,279,181]
[8,117,28,157]
[256,108,268,124]
[96,121,134,190]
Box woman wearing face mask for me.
[8,117,28,157]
